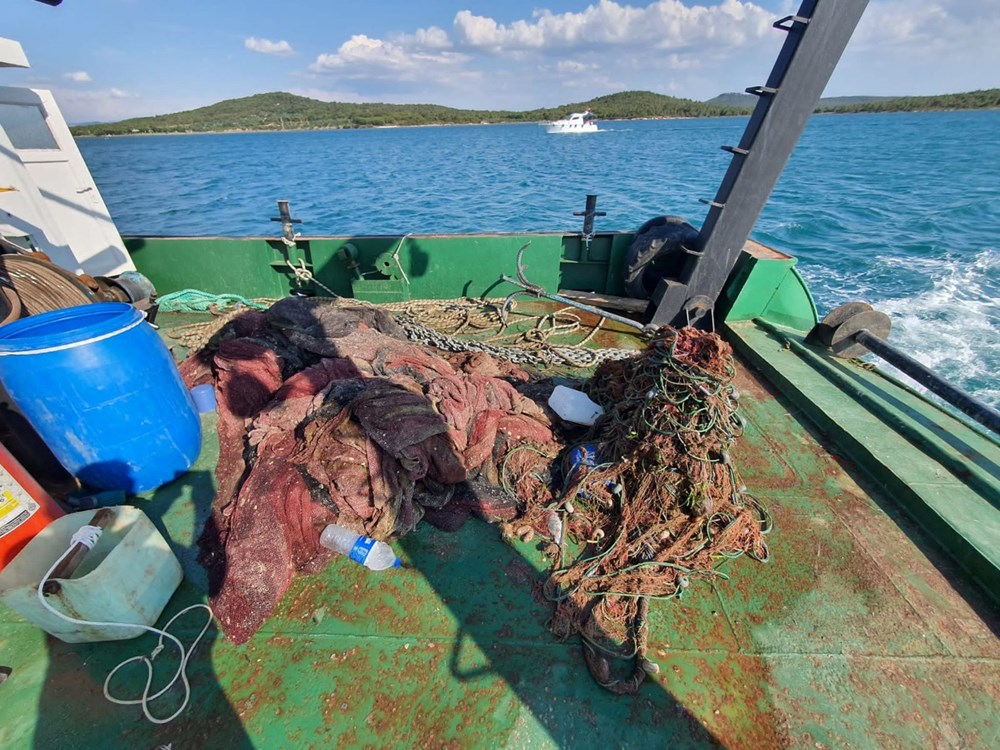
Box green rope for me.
[157,289,269,313]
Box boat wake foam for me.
[873,248,998,407]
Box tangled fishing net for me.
[168,293,770,691]
[507,327,772,694]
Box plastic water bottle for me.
[319,524,401,570]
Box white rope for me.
[284,258,340,298]
[69,524,103,549]
[36,524,213,725]
[390,234,411,285]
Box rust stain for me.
[275,571,440,636]
[353,644,514,748]
[695,654,792,749]
[843,657,1000,749]
[828,475,1000,658]
[267,634,295,649]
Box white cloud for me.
[829,0,1000,96]
[453,11,544,49]
[109,88,131,99]
[300,2,776,107]
[308,34,470,82]
[453,0,774,53]
[244,37,294,56]
[851,0,1000,53]
[396,26,452,50]
[63,71,92,83]
[310,35,406,72]
[294,0,1000,109]
[437,0,779,104]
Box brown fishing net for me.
[177,297,564,643]
[506,327,772,694]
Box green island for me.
[70,87,1000,136]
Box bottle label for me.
[349,536,375,565]
[0,465,40,539]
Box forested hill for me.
[705,92,897,108]
[708,88,999,113]
[816,88,1000,113]
[71,88,1000,136]
[67,91,748,135]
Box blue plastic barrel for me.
[0,303,201,494]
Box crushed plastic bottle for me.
[566,443,614,499]
[567,443,601,475]
[319,524,401,570]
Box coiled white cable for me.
[35,524,214,724]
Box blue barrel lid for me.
[0,302,144,355]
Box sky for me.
[3,0,999,123]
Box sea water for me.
[78,110,999,405]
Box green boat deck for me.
[1,309,998,749]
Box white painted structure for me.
[545,111,598,134]
[0,37,133,276]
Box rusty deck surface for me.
[1,313,998,749]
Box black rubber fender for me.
[623,216,700,299]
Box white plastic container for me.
[548,385,605,426]
[0,506,182,642]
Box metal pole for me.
[500,274,649,332]
[853,329,1000,435]
[649,0,871,326]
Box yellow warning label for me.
[0,467,39,537]
[0,490,21,518]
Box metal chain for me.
[165,294,640,368]
[394,313,637,367]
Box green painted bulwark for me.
[127,233,602,303]
[720,242,818,331]
[557,232,634,296]
[126,237,295,299]
[127,234,817,328]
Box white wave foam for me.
[875,249,999,406]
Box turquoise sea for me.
[78,111,999,405]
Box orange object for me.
[0,440,64,570]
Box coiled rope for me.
[0,254,97,321]
[157,288,270,313]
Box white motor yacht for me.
[545,110,597,134]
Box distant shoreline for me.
[72,115,704,138]
[72,108,1000,138]
[75,121,521,137]
[70,88,999,138]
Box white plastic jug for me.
[548,385,605,426]
[0,506,182,643]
